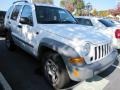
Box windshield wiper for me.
[41,20,61,24]
[61,20,76,24]
[39,20,76,24]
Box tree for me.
[71,0,77,6]
[91,9,98,16]
[60,0,85,15]
[33,0,53,4]
[71,0,85,15]
[97,10,110,17]
[109,9,119,16]
[60,0,66,7]
[65,2,74,12]
[108,4,120,16]
[60,0,74,12]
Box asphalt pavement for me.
[0,37,120,90]
[0,38,53,90]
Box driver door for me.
[18,5,34,54]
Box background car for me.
[4,1,118,89]
[0,11,6,36]
[75,16,120,50]
[107,19,120,26]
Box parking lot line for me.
[73,75,109,90]
[112,64,120,70]
[0,72,12,90]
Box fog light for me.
[73,69,80,77]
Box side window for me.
[11,5,22,21]
[20,5,33,26]
[83,19,93,26]
[7,6,13,19]
[77,18,83,24]
[77,18,93,26]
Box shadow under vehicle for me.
[0,11,6,36]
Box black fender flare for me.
[38,38,79,58]
[38,38,80,79]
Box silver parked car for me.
[4,1,118,89]
[76,16,120,50]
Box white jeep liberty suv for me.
[4,0,118,89]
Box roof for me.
[34,3,59,8]
[75,16,102,20]
[13,0,28,4]
[13,0,61,9]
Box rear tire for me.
[5,31,16,51]
[42,52,70,89]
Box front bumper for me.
[67,49,118,81]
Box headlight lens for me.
[82,43,90,56]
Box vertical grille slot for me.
[109,45,111,52]
[90,43,111,62]
[90,57,93,61]
[95,47,97,60]
[99,46,101,58]
[102,45,104,57]
[106,44,108,54]
[107,44,109,54]
[105,45,107,55]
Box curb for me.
[0,73,12,90]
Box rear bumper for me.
[67,49,118,81]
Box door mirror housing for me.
[20,17,30,25]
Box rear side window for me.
[6,6,13,19]
[99,19,115,27]
[11,5,22,21]
[76,18,93,26]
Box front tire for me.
[42,52,70,89]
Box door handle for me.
[17,25,22,28]
[36,32,39,35]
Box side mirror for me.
[20,17,30,24]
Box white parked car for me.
[108,19,120,26]
[75,16,120,50]
[4,1,117,89]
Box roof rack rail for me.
[13,0,28,4]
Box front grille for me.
[90,43,111,62]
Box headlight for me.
[82,43,90,56]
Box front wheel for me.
[42,52,70,89]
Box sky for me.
[0,0,118,11]
[84,0,117,10]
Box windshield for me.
[109,20,120,25]
[99,19,115,27]
[35,6,77,24]
[76,18,93,26]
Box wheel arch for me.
[37,38,79,61]
[37,38,80,81]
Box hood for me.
[37,24,111,44]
